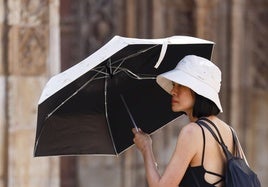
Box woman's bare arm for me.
[132,123,200,187]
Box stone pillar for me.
[125,0,138,37]
[229,0,246,134]
[152,0,166,37]
[195,0,231,121]
[6,0,60,187]
[0,76,7,187]
[0,0,8,186]
[243,0,268,184]
[0,71,7,187]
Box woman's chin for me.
[171,107,181,112]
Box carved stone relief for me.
[8,0,49,75]
[20,0,49,25]
[8,26,48,75]
[8,0,49,25]
[19,27,48,75]
[6,0,60,187]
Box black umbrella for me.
[34,35,214,156]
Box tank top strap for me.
[197,123,206,165]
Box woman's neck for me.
[187,111,198,122]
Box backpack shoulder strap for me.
[196,120,222,144]
[202,118,242,157]
[199,118,226,144]
[229,127,239,155]
[196,119,232,159]
[229,127,248,163]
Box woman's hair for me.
[192,93,220,118]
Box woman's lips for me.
[171,99,179,104]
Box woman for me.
[132,55,245,187]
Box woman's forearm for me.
[142,146,161,187]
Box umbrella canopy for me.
[34,35,214,157]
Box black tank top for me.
[179,123,224,187]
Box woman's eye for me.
[172,82,177,86]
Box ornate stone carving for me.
[21,0,49,24]
[9,26,48,75]
[19,26,48,75]
[8,0,49,25]
[8,0,49,75]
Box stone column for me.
[229,0,246,135]
[6,0,60,187]
[243,0,268,184]
[195,0,231,121]
[0,0,8,186]
[152,0,167,37]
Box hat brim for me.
[156,69,223,112]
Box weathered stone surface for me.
[78,156,122,187]
[7,76,59,187]
[0,3,7,186]
[0,0,3,24]
[165,0,195,36]
[7,76,45,128]
[8,129,59,187]
[0,76,6,187]
[8,26,48,76]
[249,92,268,185]
[246,4,268,91]
[0,26,3,76]
[0,0,4,75]
[4,0,61,186]
[1,0,267,186]
[8,0,49,25]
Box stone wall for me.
[244,0,268,183]
[0,0,60,186]
[0,0,267,186]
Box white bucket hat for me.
[156,55,223,112]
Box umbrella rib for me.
[104,72,118,155]
[112,67,156,80]
[92,67,110,76]
[92,65,156,80]
[83,44,159,79]
[45,71,103,120]
[112,44,160,74]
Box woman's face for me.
[170,82,195,114]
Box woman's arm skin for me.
[132,123,201,187]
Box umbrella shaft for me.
[120,95,139,131]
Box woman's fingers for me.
[132,129,152,154]
[132,128,138,134]
[132,128,142,134]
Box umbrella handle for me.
[120,95,139,132]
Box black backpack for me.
[196,118,261,187]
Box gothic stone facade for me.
[0,0,267,187]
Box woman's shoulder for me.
[179,122,203,139]
[175,122,204,156]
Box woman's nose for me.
[170,87,177,96]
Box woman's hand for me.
[132,128,152,155]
